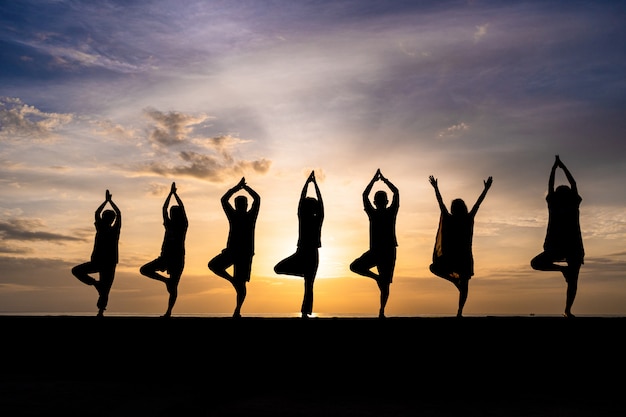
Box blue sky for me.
[1,0,625,316]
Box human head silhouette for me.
[451,198,468,216]
[301,197,321,217]
[102,209,116,226]
[555,185,571,194]
[554,184,574,203]
[170,205,184,223]
[373,190,388,209]
[235,195,248,212]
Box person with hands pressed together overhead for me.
[140,182,188,318]
[350,169,399,319]
[208,177,261,318]
[274,171,324,319]
[531,155,584,318]
[71,189,122,317]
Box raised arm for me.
[429,176,448,215]
[298,172,313,213]
[380,171,399,210]
[94,191,108,222]
[470,176,493,216]
[363,169,380,210]
[556,156,578,194]
[221,177,245,211]
[311,172,324,221]
[163,182,175,220]
[167,181,187,221]
[172,190,186,220]
[548,156,559,194]
[243,181,261,214]
[107,190,122,228]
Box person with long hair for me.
[428,175,492,317]
[274,171,324,319]
[140,182,188,318]
[72,189,122,317]
[531,155,584,318]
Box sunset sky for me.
[1,0,625,317]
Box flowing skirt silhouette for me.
[429,213,474,282]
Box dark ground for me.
[1,315,624,416]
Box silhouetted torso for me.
[161,217,188,259]
[365,203,398,252]
[437,212,475,277]
[544,192,584,259]
[297,211,322,249]
[225,207,258,256]
[91,219,120,265]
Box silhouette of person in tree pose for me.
[350,169,399,319]
[531,155,584,318]
[208,177,260,318]
[72,190,121,317]
[429,175,492,318]
[140,182,188,318]
[274,171,324,319]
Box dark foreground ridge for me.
[1,316,624,416]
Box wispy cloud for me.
[141,150,271,182]
[144,108,213,148]
[0,97,73,141]
[0,217,84,243]
[474,24,488,42]
[438,122,469,139]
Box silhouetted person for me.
[140,182,188,318]
[350,169,399,319]
[274,171,324,319]
[531,155,584,318]
[208,177,260,318]
[429,175,492,318]
[72,190,121,317]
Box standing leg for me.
[231,257,252,318]
[163,270,182,318]
[302,276,315,317]
[376,250,396,319]
[96,265,116,317]
[232,281,246,318]
[377,281,390,319]
[563,261,581,318]
[456,277,469,318]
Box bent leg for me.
[274,252,305,277]
[208,250,234,282]
[140,258,167,283]
[72,262,98,286]
[530,252,564,272]
[350,251,379,280]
